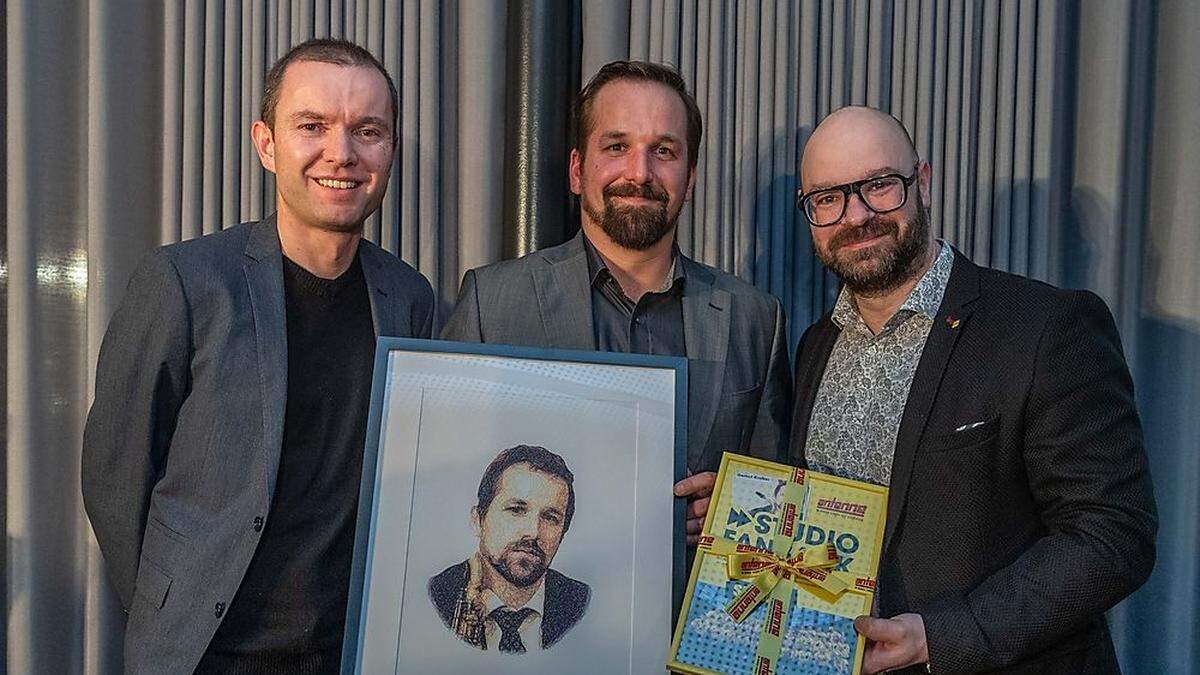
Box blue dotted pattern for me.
[676,581,858,674]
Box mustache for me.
[604,182,669,204]
[505,538,547,560]
[828,216,897,250]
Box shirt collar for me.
[831,240,955,331]
[484,579,546,616]
[583,233,685,293]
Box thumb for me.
[854,615,902,643]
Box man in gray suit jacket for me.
[82,40,434,674]
[443,61,791,542]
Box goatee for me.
[584,182,677,251]
[488,538,549,588]
[816,199,931,296]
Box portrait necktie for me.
[490,607,536,653]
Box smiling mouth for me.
[314,178,362,189]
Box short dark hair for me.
[476,445,576,532]
[573,60,703,169]
[261,38,398,138]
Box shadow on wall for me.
[747,126,842,346]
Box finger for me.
[860,642,886,675]
[686,516,704,534]
[673,471,717,497]
[687,496,711,520]
[854,616,905,643]
[686,532,701,545]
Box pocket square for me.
[955,420,988,432]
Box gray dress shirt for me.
[804,242,954,486]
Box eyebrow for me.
[288,110,392,129]
[807,166,909,192]
[597,131,682,146]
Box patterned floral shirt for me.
[804,243,955,486]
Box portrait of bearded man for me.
[428,445,590,653]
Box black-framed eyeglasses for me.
[796,165,920,227]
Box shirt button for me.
[253,516,264,532]
[214,602,226,618]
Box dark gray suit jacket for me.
[81,217,435,674]
[791,252,1156,674]
[442,231,790,472]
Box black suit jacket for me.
[789,251,1156,674]
[428,560,591,649]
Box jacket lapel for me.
[789,319,840,466]
[243,217,288,497]
[681,259,731,470]
[882,253,981,556]
[358,241,407,337]
[531,232,595,350]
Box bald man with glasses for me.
[788,106,1156,674]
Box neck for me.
[581,220,676,302]
[478,556,540,608]
[849,239,939,335]
[276,209,362,279]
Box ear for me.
[917,159,932,205]
[685,164,697,202]
[251,120,277,174]
[569,148,584,195]
[470,506,481,537]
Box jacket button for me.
[253,516,264,532]
[214,602,225,618]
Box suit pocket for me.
[133,560,172,610]
[923,416,1000,453]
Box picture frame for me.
[340,338,688,674]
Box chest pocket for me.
[922,416,1000,453]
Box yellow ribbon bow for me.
[695,468,871,675]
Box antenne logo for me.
[815,497,868,520]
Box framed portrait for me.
[341,338,688,674]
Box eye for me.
[357,127,383,138]
[813,192,840,207]
[505,505,527,515]
[541,513,562,526]
[604,142,627,153]
[299,122,322,132]
[866,178,895,193]
[654,146,678,159]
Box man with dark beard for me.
[443,62,792,542]
[790,107,1156,674]
[429,445,590,652]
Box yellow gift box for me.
[668,453,888,675]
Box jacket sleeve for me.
[921,290,1158,673]
[440,268,484,342]
[747,296,793,462]
[81,250,192,610]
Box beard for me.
[583,181,678,251]
[815,198,931,296]
[485,537,550,588]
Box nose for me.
[514,513,540,539]
[323,128,357,166]
[840,191,872,225]
[622,147,653,184]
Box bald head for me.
[801,106,918,193]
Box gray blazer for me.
[81,217,435,674]
[442,231,790,472]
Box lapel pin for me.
[946,316,960,329]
